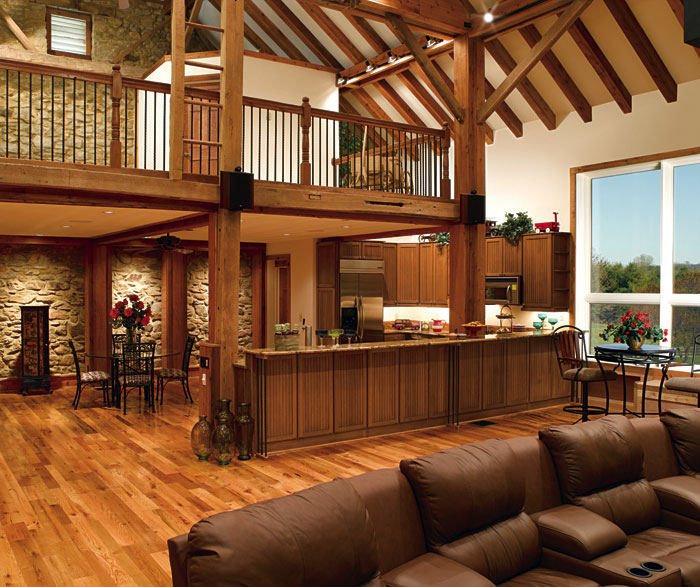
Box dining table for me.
[86,347,180,409]
[594,343,677,417]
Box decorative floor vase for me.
[212,399,235,465]
[235,402,255,461]
[190,415,213,461]
[627,337,645,351]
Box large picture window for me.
[576,155,700,363]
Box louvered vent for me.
[48,12,88,56]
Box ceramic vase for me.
[212,399,235,465]
[627,336,645,351]
[234,402,255,461]
[190,415,213,461]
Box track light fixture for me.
[387,52,397,64]
[425,37,437,48]
[337,76,347,86]
[365,61,375,73]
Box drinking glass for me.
[329,328,344,347]
[538,313,548,323]
[548,317,559,330]
[533,321,543,334]
[315,329,328,347]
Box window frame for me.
[46,7,92,60]
[575,153,700,345]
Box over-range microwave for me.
[485,276,522,306]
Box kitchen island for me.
[242,333,568,454]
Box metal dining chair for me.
[660,333,700,411]
[112,332,140,354]
[69,340,110,409]
[120,342,156,414]
[552,325,617,422]
[155,335,195,405]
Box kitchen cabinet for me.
[396,244,419,304]
[382,243,397,305]
[362,242,384,260]
[522,233,570,310]
[316,242,337,288]
[485,237,522,276]
[419,243,449,306]
[316,287,337,331]
[434,244,449,305]
[339,241,362,259]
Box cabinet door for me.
[503,240,522,275]
[400,346,429,422]
[506,338,529,406]
[383,243,397,306]
[316,287,337,331]
[368,349,399,427]
[483,341,507,409]
[396,244,419,304]
[316,242,337,288]
[419,244,435,305]
[434,244,449,306]
[485,238,504,276]
[339,241,362,259]
[362,241,384,259]
[522,234,552,308]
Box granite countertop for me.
[384,327,448,337]
[245,331,552,357]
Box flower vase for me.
[627,336,645,351]
[212,399,235,465]
[125,326,136,345]
[190,415,213,461]
[234,402,255,461]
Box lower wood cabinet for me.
[482,341,507,409]
[459,342,483,414]
[400,346,429,422]
[368,349,400,427]
[334,351,367,432]
[506,338,530,406]
[264,355,297,443]
[297,353,333,438]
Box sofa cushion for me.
[186,478,381,587]
[399,439,524,546]
[661,408,700,477]
[627,527,700,586]
[629,418,680,481]
[381,553,496,587]
[664,377,700,393]
[348,468,426,574]
[539,416,660,534]
[505,436,562,515]
[499,567,600,587]
[652,476,700,522]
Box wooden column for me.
[450,34,486,330]
[109,65,122,168]
[84,244,112,373]
[161,251,188,369]
[169,0,186,180]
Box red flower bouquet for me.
[600,311,667,345]
[109,294,153,331]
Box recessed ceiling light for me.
[35,233,44,237]
[61,225,72,228]
[342,225,351,229]
[144,236,153,239]
[283,233,290,236]
[483,11,494,23]
[103,210,115,214]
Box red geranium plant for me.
[108,294,152,330]
[600,311,667,345]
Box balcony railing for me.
[0,58,451,198]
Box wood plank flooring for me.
[0,379,582,586]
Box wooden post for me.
[84,244,112,373]
[169,0,186,180]
[161,250,188,369]
[198,342,220,423]
[109,65,122,168]
[440,121,451,200]
[300,96,311,184]
[207,211,217,343]
[449,35,486,330]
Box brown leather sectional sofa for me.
[168,408,700,587]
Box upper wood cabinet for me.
[396,244,419,305]
[339,241,362,259]
[362,242,384,260]
[383,243,397,306]
[419,243,449,306]
[316,242,338,288]
[485,237,522,276]
[522,233,571,311]
[433,244,449,306]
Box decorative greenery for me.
[499,212,534,244]
[435,232,450,247]
[338,121,364,187]
[600,311,667,345]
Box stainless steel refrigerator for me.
[339,259,384,342]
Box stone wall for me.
[112,249,162,344]
[0,245,84,379]
[187,251,255,364]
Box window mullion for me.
[660,161,674,337]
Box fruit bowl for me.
[462,323,485,337]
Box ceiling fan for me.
[156,233,193,254]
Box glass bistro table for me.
[594,343,677,417]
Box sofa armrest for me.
[652,476,700,521]
[531,505,627,561]
[168,533,189,587]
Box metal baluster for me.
[93,82,97,165]
[28,73,32,160]
[258,107,262,180]
[62,78,65,161]
[17,71,20,158]
[72,79,76,162]
[281,110,285,183]
[104,84,108,166]
[274,109,278,182]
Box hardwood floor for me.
[0,379,580,586]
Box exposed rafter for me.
[666,0,700,60]
[374,80,425,126]
[603,0,676,103]
[486,39,556,130]
[568,19,631,113]
[346,14,390,54]
[351,87,393,121]
[245,1,308,62]
[388,14,465,123]
[397,70,454,131]
[0,5,36,51]
[470,0,572,39]
[485,79,523,138]
[478,0,591,124]
[244,23,276,55]
[520,24,591,123]
[299,1,366,63]
[184,0,204,48]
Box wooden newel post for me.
[110,65,122,168]
[441,121,451,199]
[300,96,311,184]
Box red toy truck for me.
[534,212,560,233]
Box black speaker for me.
[687,1,700,48]
[461,192,485,225]
[220,168,254,210]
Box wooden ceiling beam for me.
[261,0,343,69]
[485,79,523,138]
[603,0,676,103]
[520,24,591,122]
[471,0,572,39]
[486,38,556,130]
[338,94,387,147]
[299,1,366,63]
[112,16,170,63]
[388,14,465,123]
[478,0,591,124]
[95,213,210,245]
[346,14,391,54]
[184,0,204,48]
[351,87,393,122]
[397,70,454,131]
[374,79,426,126]
[568,19,631,113]
[245,1,308,62]
[0,5,37,51]
[666,0,700,60]
[244,23,276,55]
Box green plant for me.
[435,232,450,247]
[600,311,667,345]
[499,212,534,244]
